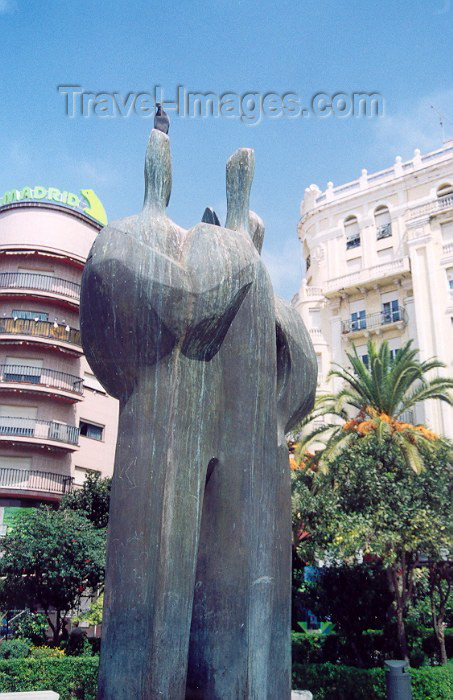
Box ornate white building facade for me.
[293,141,453,438]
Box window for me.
[441,222,453,243]
[388,337,401,363]
[83,372,105,394]
[306,254,311,271]
[437,183,453,199]
[447,268,453,295]
[382,300,400,324]
[0,456,32,494]
[389,348,400,362]
[316,353,322,384]
[0,405,37,437]
[79,420,104,441]
[377,247,393,263]
[347,257,362,273]
[344,216,360,249]
[356,345,369,369]
[11,310,49,322]
[351,310,366,331]
[309,308,321,330]
[374,205,392,240]
[3,357,42,384]
[350,300,367,331]
[74,466,98,486]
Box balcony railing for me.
[346,233,360,249]
[325,257,410,295]
[0,417,79,445]
[0,272,80,300]
[0,467,73,494]
[0,364,83,395]
[408,194,453,220]
[342,307,407,334]
[0,317,81,347]
[376,223,392,240]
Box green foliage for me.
[0,657,98,699]
[309,436,452,564]
[327,339,453,419]
[292,628,453,668]
[11,612,48,646]
[0,639,31,660]
[72,594,103,626]
[293,565,394,666]
[292,662,453,700]
[60,472,111,529]
[0,509,105,642]
[292,433,452,659]
[29,646,65,659]
[296,339,453,475]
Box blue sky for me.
[0,0,452,299]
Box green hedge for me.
[292,629,453,668]
[0,656,451,700]
[0,658,99,700]
[293,662,453,700]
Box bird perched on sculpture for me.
[154,103,169,134]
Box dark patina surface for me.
[80,127,316,699]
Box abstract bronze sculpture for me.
[80,124,316,699]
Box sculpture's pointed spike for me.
[143,128,172,212]
[201,207,221,226]
[225,148,255,236]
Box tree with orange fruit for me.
[290,340,453,662]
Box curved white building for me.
[0,187,118,529]
[294,141,453,438]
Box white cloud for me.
[372,89,453,161]
[0,0,17,15]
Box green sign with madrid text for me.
[0,186,108,226]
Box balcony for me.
[324,257,411,297]
[0,317,81,354]
[0,364,83,401]
[0,417,79,450]
[0,467,73,497]
[376,223,392,240]
[442,241,453,258]
[407,194,453,220]
[0,272,80,306]
[342,307,407,335]
[346,233,360,250]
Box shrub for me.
[292,662,453,700]
[0,639,32,659]
[291,629,453,668]
[0,657,98,699]
[30,646,65,659]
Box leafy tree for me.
[296,339,453,474]
[427,561,452,665]
[11,611,48,646]
[72,593,104,627]
[60,472,111,529]
[292,435,452,662]
[294,564,394,667]
[0,509,105,644]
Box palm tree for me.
[295,339,453,474]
